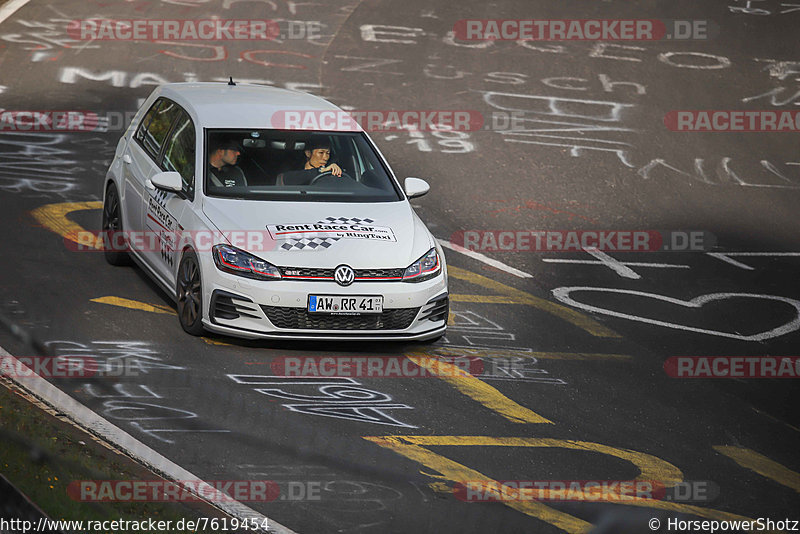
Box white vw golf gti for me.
[102,82,448,341]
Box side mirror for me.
[404,177,430,199]
[150,171,183,192]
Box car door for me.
[122,98,166,253]
[149,109,196,284]
[142,106,194,286]
[125,98,182,260]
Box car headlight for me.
[213,244,281,280]
[402,248,441,282]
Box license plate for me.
[308,295,383,315]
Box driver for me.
[208,139,247,187]
[303,137,342,177]
[276,136,344,185]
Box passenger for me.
[208,139,247,187]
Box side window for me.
[134,99,163,144]
[162,112,196,195]
[139,98,182,161]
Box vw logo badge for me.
[334,265,355,286]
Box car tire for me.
[102,183,132,266]
[177,250,205,336]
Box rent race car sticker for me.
[145,190,178,265]
[268,217,396,251]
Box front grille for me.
[280,267,333,278]
[261,306,420,330]
[355,268,404,280]
[279,267,404,281]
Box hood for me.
[202,197,433,269]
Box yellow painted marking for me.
[375,436,683,485]
[202,337,233,346]
[365,435,760,533]
[714,446,800,493]
[427,481,451,493]
[407,353,552,424]
[448,265,620,338]
[431,346,632,361]
[447,312,455,326]
[364,436,591,533]
[450,294,522,304]
[31,201,103,249]
[91,296,175,315]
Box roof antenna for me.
[228,76,236,86]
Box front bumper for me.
[201,270,448,341]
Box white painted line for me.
[544,247,690,279]
[722,252,800,256]
[437,238,533,279]
[706,252,754,270]
[543,259,690,268]
[582,247,640,279]
[707,252,800,270]
[0,346,296,534]
[0,0,29,26]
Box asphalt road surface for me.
[1,1,799,533]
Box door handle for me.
[122,154,132,164]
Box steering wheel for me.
[309,170,354,185]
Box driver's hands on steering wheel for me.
[319,163,342,177]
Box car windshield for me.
[205,130,404,202]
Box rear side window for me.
[134,99,161,145]
[135,98,182,160]
[162,111,196,195]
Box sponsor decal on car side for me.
[145,190,178,265]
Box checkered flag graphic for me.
[317,216,375,225]
[280,237,341,251]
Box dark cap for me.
[215,139,243,152]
